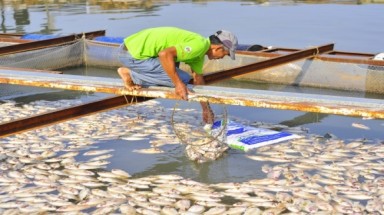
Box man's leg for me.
[117,67,141,90]
[118,45,191,88]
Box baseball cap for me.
[215,30,238,60]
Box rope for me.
[123,94,137,105]
[313,47,320,58]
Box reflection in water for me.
[40,1,59,34]
[0,0,382,34]
[0,0,5,33]
[13,2,29,25]
[279,112,328,127]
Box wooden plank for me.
[0,30,105,55]
[202,43,334,84]
[0,95,150,137]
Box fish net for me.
[0,37,123,70]
[181,52,384,95]
[170,101,229,164]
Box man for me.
[117,26,238,124]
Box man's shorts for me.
[117,44,192,87]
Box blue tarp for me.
[21,34,58,40]
[93,36,124,44]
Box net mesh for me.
[0,40,84,70]
[84,40,122,68]
[0,37,383,94]
[182,54,384,94]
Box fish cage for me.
[0,37,384,94]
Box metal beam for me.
[0,95,150,137]
[237,48,384,66]
[0,69,383,120]
[0,30,105,55]
[202,43,334,84]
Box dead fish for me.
[56,204,94,212]
[111,169,131,178]
[161,206,178,215]
[352,123,370,130]
[132,147,164,154]
[187,205,206,213]
[83,149,114,156]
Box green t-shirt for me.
[124,27,210,74]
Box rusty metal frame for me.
[0,30,106,55]
[238,47,384,66]
[1,43,383,137]
[202,43,334,84]
[0,95,150,137]
[1,66,384,115]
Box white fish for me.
[352,123,370,130]
[111,169,131,178]
[132,147,164,154]
[82,160,110,166]
[135,207,160,215]
[155,174,183,181]
[188,205,206,213]
[97,171,124,178]
[245,155,270,161]
[149,197,175,206]
[56,204,94,212]
[161,206,178,215]
[242,196,272,203]
[121,136,149,141]
[97,176,124,183]
[187,194,221,202]
[87,153,113,161]
[83,149,114,156]
[119,204,136,214]
[174,199,191,210]
[81,181,106,188]
[64,168,95,176]
[203,206,226,215]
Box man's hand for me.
[175,82,189,100]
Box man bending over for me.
[117,26,238,124]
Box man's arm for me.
[192,72,214,124]
[158,47,188,100]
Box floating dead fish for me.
[132,147,164,154]
[83,149,114,156]
[111,169,131,178]
[352,123,370,130]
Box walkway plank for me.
[0,69,383,120]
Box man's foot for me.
[117,67,141,90]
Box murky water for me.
[0,1,384,213]
[1,0,383,172]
